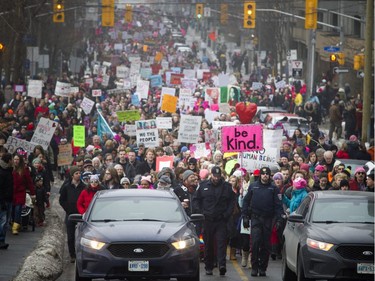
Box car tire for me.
[75,263,92,281]
[297,250,314,281]
[282,244,296,281]
[177,265,200,281]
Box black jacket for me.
[242,180,283,219]
[59,180,85,215]
[0,160,13,203]
[192,178,235,221]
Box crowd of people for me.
[0,6,373,279]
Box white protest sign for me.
[55,81,71,97]
[275,80,286,89]
[136,79,150,100]
[80,97,95,115]
[116,66,129,78]
[212,121,235,130]
[178,115,202,144]
[156,117,172,129]
[178,89,196,110]
[27,80,43,98]
[30,117,58,150]
[135,120,158,147]
[190,143,211,159]
[183,69,195,79]
[238,147,279,171]
[251,82,263,90]
[102,74,109,87]
[218,73,230,87]
[70,87,79,94]
[204,109,221,124]
[85,78,94,88]
[4,136,36,155]
[92,89,102,97]
[124,124,136,136]
[196,69,210,80]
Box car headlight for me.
[81,237,106,250]
[307,238,334,251]
[172,237,196,250]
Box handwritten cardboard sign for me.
[30,117,58,150]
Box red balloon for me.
[235,102,257,124]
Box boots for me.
[12,223,21,235]
[248,253,252,269]
[230,247,237,260]
[241,250,250,267]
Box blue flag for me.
[97,110,115,140]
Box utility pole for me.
[361,0,374,142]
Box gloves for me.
[243,216,250,229]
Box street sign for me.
[286,49,297,61]
[324,46,340,52]
[333,67,349,74]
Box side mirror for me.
[287,213,304,223]
[69,213,83,223]
[190,214,204,222]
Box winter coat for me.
[0,160,14,203]
[13,167,35,205]
[59,180,85,215]
[76,186,102,214]
[283,188,308,213]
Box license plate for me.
[357,263,374,274]
[128,260,149,272]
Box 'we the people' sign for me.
[221,125,263,153]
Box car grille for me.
[336,245,375,262]
[107,243,170,258]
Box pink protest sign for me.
[221,125,263,152]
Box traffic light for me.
[243,2,256,29]
[329,53,337,62]
[196,4,203,19]
[220,4,228,24]
[102,0,115,27]
[125,5,132,23]
[354,54,364,70]
[305,0,317,29]
[337,52,345,65]
[53,0,64,23]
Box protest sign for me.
[4,136,36,155]
[116,66,129,78]
[212,121,235,130]
[136,80,150,100]
[221,125,263,153]
[131,94,140,106]
[57,144,73,166]
[30,117,58,150]
[275,80,286,89]
[80,97,95,115]
[92,89,102,97]
[190,143,211,159]
[27,80,43,98]
[55,81,71,97]
[150,75,162,87]
[205,87,220,105]
[251,82,263,90]
[161,94,178,113]
[156,117,172,129]
[136,120,158,147]
[238,147,279,172]
[117,110,141,122]
[178,115,202,144]
[73,125,85,147]
[124,124,136,136]
[156,156,174,172]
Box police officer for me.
[242,167,283,277]
[192,166,236,276]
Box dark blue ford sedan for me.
[69,189,203,281]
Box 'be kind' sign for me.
[221,125,263,153]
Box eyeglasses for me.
[90,180,99,184]
[261,172,270,175]
[106,158,113,161]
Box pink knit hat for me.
[300,163,310,173]
[199,169,209,180]
[355,167,366,174]
[293,178,307,189]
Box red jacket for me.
[76,187,99,214]
[336,150,350,159]
[13,167,35,205]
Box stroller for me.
[21,193,35,232]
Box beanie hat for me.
[188,157,197,164]
[120,177,130,184]
[355,167,366,174]
[349,135,358,142]
[81,171,93,181]
[300,163,310,173]
[32,158,42,165]
[89,174,99,182]
[315,165,325,172]
[253,169,260,176]
[182,170,195,181]
[158,175,171,185]
[273,172,283,181]
[70,166,81,176]
[293,177,307,190]
[34,175,43,183]
[180,146,188,153]
[339,179,350,188]
[199,169,209,179]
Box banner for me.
[57,144,73,166]
[4,136,36,155]
[30,117,58,150]
[221,125,263,153]
[97,110,115,140]
[178,115,202,144]
[135,119,158,147]
[73,125,85,147]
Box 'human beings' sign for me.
[221,125,263,153]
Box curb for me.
[13,196,66,281]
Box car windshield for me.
[311,198,374,224]
[89,197,185,223]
